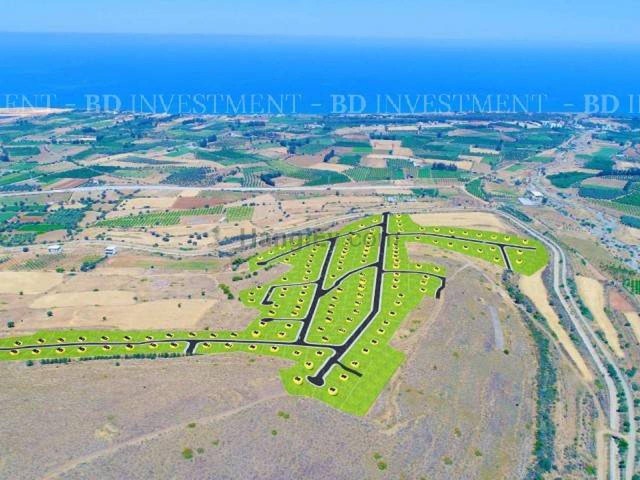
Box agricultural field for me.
[624,279,640,295]
[616,191,640,207]
[270,160,351,186]
[577,146,619,171]
[345,166,404,182]
[465,178,489,200]
[591,199,640,217]
[0,232,36,247]
[0,112,575,196]
[621,215,640,229]
[3,104,640,480]
[578,185,625,200]
[94,206,225,228]
[225,205,254,222]
[0,213,548,415]
[547,171,594,188]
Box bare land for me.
[576,276,624,358]
[0,260,538,480]
[519,271,593,382]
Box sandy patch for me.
[394,146,414,156]
[46,178,88,190]
[0,272,63,295]
[179,214,222,226]
[30,290,136,309]
[609,289,635,312]
[81,267,148,276]
[581,177,627,188]
[410,212,512,231]
[308,162,351,173]
[43,299,216,330]
[272,176,306,188]
[19,214,45,223]
[172,196,225,209]
[360,155,388,168]
[180,188,201,197]
[257,146,287,158]
[616,226,640,244]
[371,140,398,152]
[520,272,594,381]
[624,312,640,345]
[217,221,254,237]
[36,161,78,173]
[615,160,638,170]
[121,196,177,211]
[458,155,485,162]
[370,139,413,156]
[287,155,322,167]
[576,276,624,357]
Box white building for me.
[518,188,545,206]
[47,244,63,254]
[105,245,118,256]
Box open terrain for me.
[1,112,639,480]
[0,213,549,416]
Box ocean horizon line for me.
[1,30,639,49]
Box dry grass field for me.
[576,276,624,358]
[0,254,540,480]
[520,271,593,381]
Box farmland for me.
[617,191,640,207]
[578,185,625,200]
[591,199,640,217]
[547,171,594,188]
[465,178,489,200]
[0,213,548,415]
[0,111,576,197]
[621,215,640,229]
[225,205,254,222]
[271,161,351,186]
[624,279,640,295]
[345,166,404,182]
[94,206,225,228]
[0,104,639,480]
[578,146,618,171]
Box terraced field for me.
[0,213,548,415]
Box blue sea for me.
[1,33,639,115]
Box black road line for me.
[2,213,454,388]
[0,336,341,353]
[319,262,375,295]
[391,232,532,272]
[499,244,512,270]
[306,212,390,386]
[337,361,363,377]
[382,270,446,300]
[392,232,537,250]
[256,220,383,267]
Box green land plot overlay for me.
[0,213,548,415]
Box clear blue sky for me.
[1,0,638,44]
